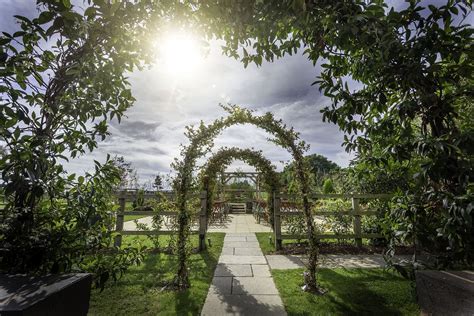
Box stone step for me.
[228,203,246,214]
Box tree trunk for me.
[175,180,190,289]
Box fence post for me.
[273,191,282,250]
[352,197,362,247]
[199,191,207,251]
[114,192,126,248]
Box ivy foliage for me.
[200,147,280,225]
[172,105,320,291]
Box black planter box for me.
[0,273,92,316]
[415,270,474,316]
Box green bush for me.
[0,160,145,289]
[322,179,335,194]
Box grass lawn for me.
[256,232,275,254]
[272,268,419,315]
[256,232,309,254]
[88,233,224,316]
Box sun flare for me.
[159,32,203,75]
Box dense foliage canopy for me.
[1,0,472,293]
[187,0,473,264]
[0,0,157,285]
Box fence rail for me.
[273,192,392,250]
[282,233,384,240]
[113,190,207,250]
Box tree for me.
[153,174,163,190]
[0,0,155,281]
[111,156,138,189]
[188,0,474,264]
[282,153,340,191]
[322,178,335,194]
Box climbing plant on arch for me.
[200,147,281,225]
[172,105,321,292]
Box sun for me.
[159,32,203,75]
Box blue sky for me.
[1,0,471,186]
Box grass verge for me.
[272,268,419,315]
[88,233,224,316]
[256,232,274,254]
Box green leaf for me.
[37,11,55,24]
[0,37,11,45]
[13,15,31,24]
[63,0,72,9]
[84,7,97,18]
[13,31,26,38]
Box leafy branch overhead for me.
[187,0,473,263]
[0,0,159,287]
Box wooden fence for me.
[273,193,392,250]
[114,190,208,250]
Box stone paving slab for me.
[220,233,256,237]
[214,264,253,277]
[219,255,267,265]
[201,294,286,316]
[266,254,414,270]
[232,277,280,295]
[245,236,258,242]
[266,255,305,270]
[234,248,263,256]
[202,232,286,316]
[225,236,248,242]
[224,241,261,248]
[315,254,387,268]
[209,276,232,295]
[251,264,271,277]
[221,247,235,255]
[207,214,273,233]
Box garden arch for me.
[172,105,319,292]
[200,147,281,226]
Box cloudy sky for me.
[88,39,352,182]
[1,0,471,185]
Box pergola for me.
[217,171,263,202]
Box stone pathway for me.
[201,233,287,316]
[207,214,272,233]
[123,214,272,233]
[266,254,412,270]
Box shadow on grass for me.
[320,269,401,315]
[273,268,419,316]
[88,233,225,316]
